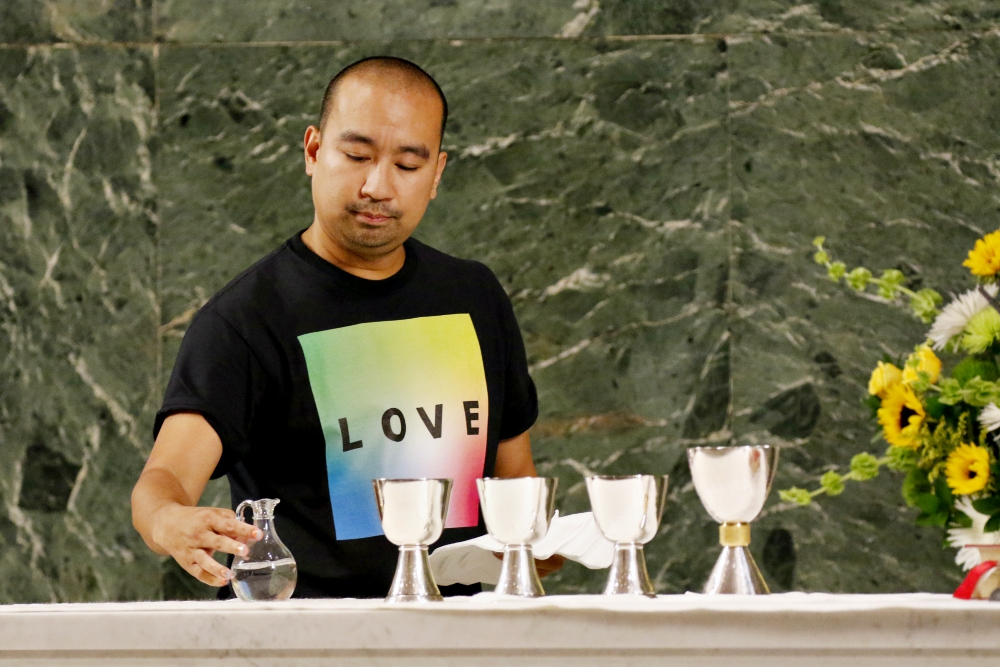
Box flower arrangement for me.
[781,230,1000,570]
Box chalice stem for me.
[703,546,770,595]
[605,543,655,597]
[387,545,442,602]
[496,544,544,597]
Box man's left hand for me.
[493,552,565,578]
[535,554,565,578]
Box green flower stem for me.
[817,257,912,295]
[811,237,941,323]
[825,461,889,492]
[890,284,919,299]
[780,456,891,506]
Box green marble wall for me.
[1,1,998,601]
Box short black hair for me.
[319,56,448,144]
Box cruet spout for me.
[238,497,280,522]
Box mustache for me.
[346,202,402,219]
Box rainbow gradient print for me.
[299,314,489,540]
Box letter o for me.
[382,408,406,442]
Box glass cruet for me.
[230,498,298,601]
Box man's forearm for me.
[494,431,537,478]
[132,412,224,554]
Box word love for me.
[337,401,481,452]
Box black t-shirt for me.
[154,232,538,598]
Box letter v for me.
[416,405,443,439]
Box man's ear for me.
[303,126,322,176]
[429,151,448,200]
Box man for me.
[131,57,561,598]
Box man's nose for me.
[360,160,394,201]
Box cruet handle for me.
[235,500,253,523]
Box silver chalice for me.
[586,474,669,597]
[687,445,778,595]
[477,476,557,597]
[373,478,453,603]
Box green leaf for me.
[962,377,999,407]
[985,513,1000,533]
[901,466,930,503]
[862,394,881,419]
[910,370,932,394]
[962,308,1000,355]
[938,377,964,406]
[972,497,1000,516]
[813,236,826,248]
[881,352,900,365]
[886,445,916,472]
[924,393,945,420]
[915,493,941,516]
[934,475,954,508]
[953,512,974,528]
[916,511,949,527]
[952,355,1000,385]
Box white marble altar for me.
[1,593,999,666]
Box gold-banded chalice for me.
[687,445,778,595]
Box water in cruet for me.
[230,498,298,601]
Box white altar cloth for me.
[1,592,999,666]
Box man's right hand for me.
[132,412,253,587]
[150,503,262,587]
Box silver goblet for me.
[586,474,669,597]
[476,476,557,597]
[373,478,453,603]
[687,445,779,595]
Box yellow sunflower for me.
[902,344,942,387]
[945,443,991,495]
[963,229,1000,278]
[877,384,926,449]
[868,361,902,398]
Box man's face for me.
[304,75,447,259]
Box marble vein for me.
[68,353,146,456]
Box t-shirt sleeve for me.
[153,308,265,478]
[490,273,539,440]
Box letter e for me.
[463,400,480,435]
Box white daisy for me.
[927,284,999,350]
[980,403,1000,433]
[948,496,1000,571]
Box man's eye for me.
[397,165,418,172]
[346,154,367,162]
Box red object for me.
[953,560,998,599]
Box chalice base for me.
[386,545,443,603]
[703,546,770,595]
[604,543,656,597]
[496,544,544,597]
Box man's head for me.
[319,57,448,144]
[304,57,448,264]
